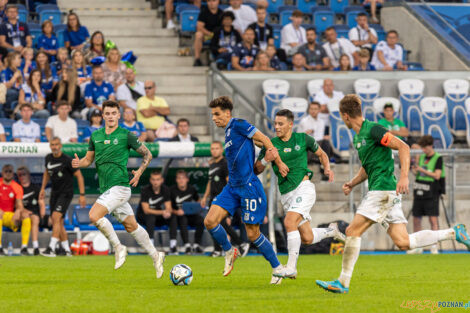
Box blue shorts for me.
[212,177,267,225]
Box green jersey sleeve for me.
[305,133,319,153]
[377,118,388,128]
[88,133,95,151]
[127,131,142,150]
[257,147,267,161]
[370,124,389,144]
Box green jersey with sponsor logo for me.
[258,132,318,195]
[88,126,142,193]
[354,119,396,191]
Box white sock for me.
[170,239,177,248]
[130,225,157,256]
[408,229,455,249]
[61,240,71,252]
[49,237,59,250]
[338,236,361,288]
[312,227,335,244]
[33,241,39,249]
[287,231,301,270]
[95,218,121,248]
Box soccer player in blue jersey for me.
[204,96,289,284]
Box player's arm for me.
[130,144,152,187]
[342,167,368,196]
[252,130,289,177]
[38,193,46,218]
[73,170,87,208]
[141,202,164,216]
[72,151,95,168]
[163,200,172,218]
[39,169,50,200]
[200,180,211,208]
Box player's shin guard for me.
[21,218,31,247]
[208,224,232,251]
[339,236,361,288]
[95,217,121,248]
[408,229,455,249]
[253,233,281,268]
[130,225,157,255]
[287,231,301,270]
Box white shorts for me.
[280,180,316,222]
[96,186,134,223]
[356,191,407,228]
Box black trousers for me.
[170,214,204,245]
[136,211,169,239]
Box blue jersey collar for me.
[225,118,234,132]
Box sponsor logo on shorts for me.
[296,196,302,203]
[393,198,401,205]
[56,205,62,212]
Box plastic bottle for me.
[7,242,13,256]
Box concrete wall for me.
[381,6,469,71]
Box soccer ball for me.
[170,264,193,286]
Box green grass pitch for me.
[1,254,468,313]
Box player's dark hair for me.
[387,30,398,37]
[177,118,190,126]
[325,26,335,33]
[176,169,188,178]
[6,4,18,11]
[357,12,367,18]
[221,11,235,21]
[102,100,119,111]
[92,64,103,71]
[306,27,317,34]
[339,94,362,118]
[276,109,294,121]
[2,164,13,171]
[19,103,34,111]
[308,101,321,111]
[417,135,434,147]
[209,96,233,111]
[383,103,394,110]
[151,170,162,177]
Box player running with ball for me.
[72,100,165,278]
[204,96,289,284]
[316,95,470,294]
[254,109,345,280]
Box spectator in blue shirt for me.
[64,12,89,51]
[0,4,32,53]
[352,48,376,71]
[83,65,115,119]
[1,51,23,115]
[37,20,59,62]
[71,49,91,87]
[266,44,281,70]
[334,54,352,71]
[120,107,147,142]
[231,27,259,71]
[17,69,49,119]
[20,47,35,79]
[291,52,307,71]
[82,108,102,142]
[35,50,58,96]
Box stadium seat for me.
[0,118,14,141]
[297,0,317,14]
[267,0,285,14]
[373,97,401,121]
[333,24,349,39]
[443,79,469,136]
[329,111,354,158]
[262,79,290,131]
[344,6,366,28]
[178,5,200,32]
[312,7,334,33]
[329,0,349,15]
[354,78,380,121]
[420,97,453,149]
[272,24,282,49]
[18,9,28,23]
[28,22,42,48]
[370,23,386,41]
[398,78,424,134]
[279,6,297,26]
[307,79,323,103]
[54,23,67,47]
[74,205,98,231]
[280,97,308,124]
[35,4,59,13]
[404,62,424,71]
[40,9,62,25]
[218,4,229,11]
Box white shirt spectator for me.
[12,120,40,142]
[225,5,257,34]
[45,115,78,143]
[297,115,325,142]
[281,23,307,56]
[322,38,358,67]
[314,90,345,125]
[371,40,403,70]
[116,81,145,111]
[348,26,377,49]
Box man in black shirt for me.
[194,0,223,66]
[136,171,172,248]
[247,6,273,51]
[0,4,32,53]
[169,170,204,255]
[210,11,242,70]
[297,28,330,71]
[16,166,45,255]
[40,137,86,257]
[201,141,249,257]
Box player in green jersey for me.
[72,100,165,278]
[316,94,470,294]
[254,109,345,279]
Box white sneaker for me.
[430,245,439,255]
[114,245,127,270]
[152,251,165,279]
[329,222,346,243]
[223,247,239,276]
[406,248,423,255]
[284,267,297,279]
[271,265,286,285]
[166,19,175,29]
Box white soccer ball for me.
[169,264,193,286]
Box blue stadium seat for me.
[370,23,385,41]
[403,62,424,71]
[280,97,308,125]
[74,205,98,231]
[344,6,366,28]
[297,0,317,14]
[0,118,14,141]
[262,79,289,131]
[312,7,334,33]
[307,79,323,103]
[40,9,62,25]
[329,0,349,15]
[180,9,200,32]
[330,111,354,157]
[35,4,59,13]
[28,22,42,48]
[398,79,424,134]
[16,3,27,11]
[54,23,67,47]
[354,78,381,110]
[443,79,469,136]
[373,97,401,122]
[420,97,453,149]
[267,0,285,14]
[279,6,297,26]
[218,4,229,11]
[18,9,28,23]
[333,24,350,39]
[272,24,282,49]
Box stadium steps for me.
[58,0,210,140]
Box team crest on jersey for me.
[244,213,250,221]
[9,192,14,198]
[295,145,300,151]
[104,140,111,144]
[113,138,118,145]
[284,148,292,153]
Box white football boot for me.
[223,247,239,276]
[329,222,346,243]
[152,251,166,278]
[114,244,127,270]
